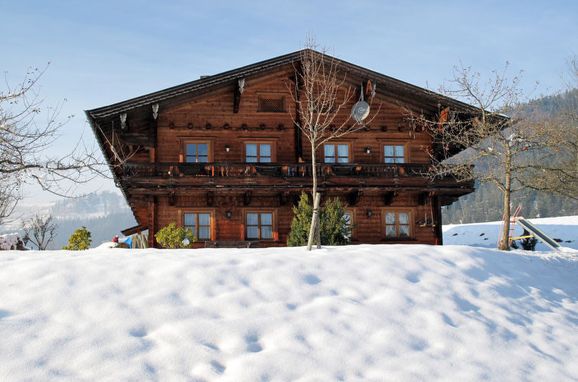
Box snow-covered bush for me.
[154,222,196,249]
[63,227,92,250]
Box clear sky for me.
[1,0,577,202]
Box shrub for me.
[287,193,313,246]
[320,197,350,245]
[63,226,92,250]
[155,222,196,249]
[287,193,351,246]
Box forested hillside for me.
[443,89,578,224]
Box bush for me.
[287,193,313,246]
[287,193,351,246]
[155,222,196,249]
[320,197,350,245]
[63,226,92,250]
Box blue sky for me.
[1,0,577,201]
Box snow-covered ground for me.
[1,244,577,381]
[444,215,578,250]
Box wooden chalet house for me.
[86,49,478,248]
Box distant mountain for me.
[0,191,136,249]
[443,89,578,224]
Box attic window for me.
[258,96,285,113]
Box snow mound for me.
[1,245,577,381]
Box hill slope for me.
[1,245,577,381]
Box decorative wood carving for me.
[168,191,176,206]
[243,191,252,206]
[346,190,361,206]
[383,191,397,205]
[206,191,215,207]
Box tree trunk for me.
[308,192,321,251]
[499,150,512,250]
[307,143,320,251]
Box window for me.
[245,143,272,163]
[383,145,405,164]
[246,212,274,240]
[258,96,285,112]
[184,212,212,240]
[185,142,210,163]
[324,143,350,163]
[384,210,411,238]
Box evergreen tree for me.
[320,198,350,245]
[287,193,351,246]
[63,226,92,250]
[287,193,313,246]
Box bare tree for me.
[412,64,554,250]
[288,43,378,250]
[521,57,578,199]
[22,214,57,250]
[0,65,103,225]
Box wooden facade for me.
[86,49,477,248]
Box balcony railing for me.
[122,162,433,179]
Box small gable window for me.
[258,96,285,113]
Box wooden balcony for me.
[122,162,434,179]
[119,161,473,194]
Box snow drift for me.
[1,245,577,381]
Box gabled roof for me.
[85,49,481,120]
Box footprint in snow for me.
[245,333,263,353]
[406,272,420,284]
[303,274,321,285]
[129,326,147,338]
[210,360,226,374]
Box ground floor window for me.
[246,212,274,240]
[184,212,212,240]
[384,210,411,238]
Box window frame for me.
[182,140,213,163]
[181,209,216,241]
[381,143,408,164]
[382,209,413,239]
[244,210,277,241]
[244,141,276,163]
[323,142,352,164]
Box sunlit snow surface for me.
[444,215,578,250]
[1,242,577,381]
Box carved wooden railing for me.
[122,162,435,179]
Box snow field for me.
[443,215,578,250]
[1,245,577,381]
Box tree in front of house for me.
[63,226,92,250]
[288,193,351,246]
[288,41,377,250]
[413,63,557,250]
